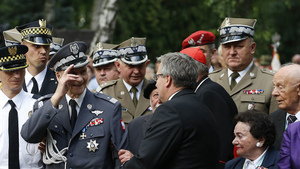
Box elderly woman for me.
[225,110,279,169]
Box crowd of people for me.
[0,16,300,169]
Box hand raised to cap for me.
[50,64,79,107]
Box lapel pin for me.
[87,104,92,110]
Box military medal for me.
[243,89,264,94]
[86,139,99,152]
[248,103,255,110]
[80,133,86,139]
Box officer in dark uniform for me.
[21,41,128,169]
[99,37,152,124]
[209,17,278,114]
[16,19,57,97]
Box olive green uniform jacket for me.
[98,78,152,124]
[209,64,278,114]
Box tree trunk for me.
[88,0,118,55]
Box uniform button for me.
[62,130,65,134]
[54,125,58,128]
[251,97,254,100]
[46,114,50,119]
[90,133,93,137]
[69,153,73,157]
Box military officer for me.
[21,41,128,169]
[209,17,278,114]
[16,19,57,97]
[0,45,42,168]
[91,42,120,91]
[100,37,151,124]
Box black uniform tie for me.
[287,115,297,125]
[230,72,240,90]
[31,77,39,94]
[8,100,20,169]
[69,99,77,130]
[130,87,138,107]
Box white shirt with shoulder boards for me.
[0,89,42,169]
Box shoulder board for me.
[99,80,117,90]
[37,94,53,102]
[260,68,276,75]
[209,69,222,74]
[94,92,119,105]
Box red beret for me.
[182,31,216,49]
[180,47,206,65]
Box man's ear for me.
[55,71,61,80]
[165,75,172,88]
[115,60,121,72]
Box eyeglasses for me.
[153,74,163,81]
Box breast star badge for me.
[87,139,99,152]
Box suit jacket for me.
[225,146,279,169]
[123,89,220,169]
[196,76,237,167]
[209,64,278,114]
[128,114,153,155]
[278,121,300,169]
[270,109,286,151]
[100,78,152,124]
[23,68,58,96]
[21,89,128,169]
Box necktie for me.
[230,72,240,90]
[31,77,39,94]
[130,87,138,107]
[287,115,297,125]
[69,99,77,130]
[8,100,20,169]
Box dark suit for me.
[23,68,57,96]
[225,146,279,169]
[196,76,237,168]
[128,114,153,155]
[123,89,219,169]
[21,89,128,169]
[270,109,287,151]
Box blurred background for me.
[0,0,300,64]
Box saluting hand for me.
[51,64,79,107]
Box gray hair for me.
[195,61,209,76]
[157,52,198,89]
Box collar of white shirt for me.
[123,79,144,100]
[25,67,47,91]
[227,61,253,84]
[66,88,87,117]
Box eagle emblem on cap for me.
[8,46,17,56]
[225,18,230,26]
[131,37,137,47]
[39,19,47,28]
[70,43,79,56]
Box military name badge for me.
[248,103,255,110]
[87,139,99,152]
[243,89,264,95]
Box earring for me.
[256,142,261,147]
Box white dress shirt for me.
[228,61,253,85]
[123,79,144,101]
[25,67,47,92]
[0,89,42,169]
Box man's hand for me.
[51,65,78,107]
[38,137,46,154]
[118,149,134,164]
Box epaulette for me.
[94,92,119,105]
[30,94,53,117]
[209,69,222,74]
[99,80,117,91]
[260,68,276,76]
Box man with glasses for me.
[100,37,152,124]
[119,52,219,169]
[91,42,120,92]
